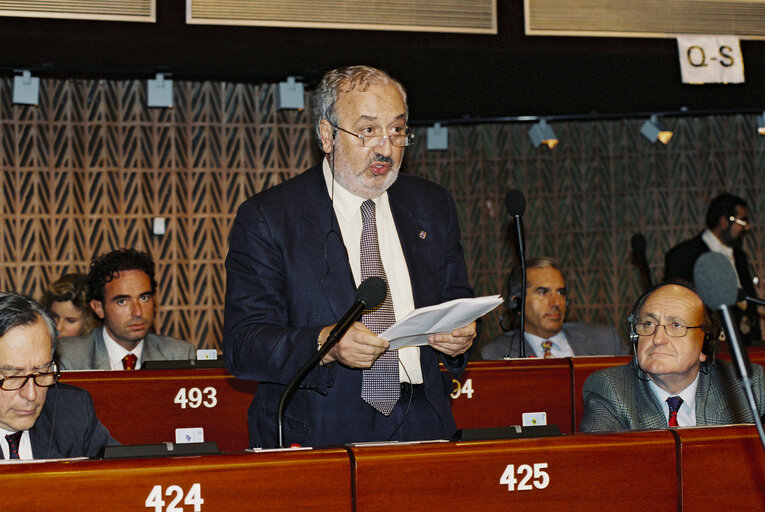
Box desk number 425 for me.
[146,483,203,512]
[500,463,550,491]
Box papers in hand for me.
[380,295,503,350]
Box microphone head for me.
[630,233,647,253]
[356,276,387,309]
[693,252,739,308]
[504,189,526,217]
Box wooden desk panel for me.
[0,449,351,512]
[570,356,631,432]
[349,431,678,512]
[446,359,574,433]
[675,425,765,510]
[60,369,256,451]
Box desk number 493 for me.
[145,483,203,512]
[500,463,550,491]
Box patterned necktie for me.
[359,199,400,415]
[6,431,22,459]
[541,340,553,358]
[666,396,683,427]
[122,353,138,370]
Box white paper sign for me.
[677,35,744,84]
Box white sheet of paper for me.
[380,295,503,350]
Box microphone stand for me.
[515,214,526,358]
[719,304,765,451]
[277,326,348,448]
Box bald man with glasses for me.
[0,292,116,459]
[580,283,765,432]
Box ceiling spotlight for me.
[276,76,305,110]
[757,112,765,135]
[528,119,558,149]
[641,115,672,144]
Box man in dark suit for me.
[664,193,761,344]
[481,258,628,359]
[223,65,476,448]
[56,249,195,370]
[0,292,116,459]
[580,283,765,432]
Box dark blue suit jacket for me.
[29,383,118,459]
[223,165,475,448]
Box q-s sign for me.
[677,35,744,84]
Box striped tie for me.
[359,199,400,415]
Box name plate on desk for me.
[100,442,219,459]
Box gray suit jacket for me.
[580,360,765,432]
[55,329,196,370]
[480,322,629,360]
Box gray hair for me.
[312,65,408,147]
[0,292,58,356]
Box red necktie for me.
[666,396,683,427]
[541,340,553,358]
[6,431,22,459]
[122,353,138,370]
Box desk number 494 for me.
[500,463,550,491]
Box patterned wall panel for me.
[0,75,762,353]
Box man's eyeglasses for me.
[729,216,750,228]
[331,123,415,147]
[634,321,705,338]
[0,364,60,391]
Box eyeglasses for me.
[0,364,60,391]
[729,216,750,228]
[634,321,705,338]
[331,123,415,147]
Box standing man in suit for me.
[481,258,628,359]
[664,193,761,344]
[0,292,116,459]
[224,65,476,448]
[580,283,765,432]
[56,249,195,370]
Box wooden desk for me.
[349,430,678,512]
[675,425,765,510]
[60,369,256,451]
[0,449,351,512]
[447,359,574,433]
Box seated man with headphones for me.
[580,282,765,431]
[481,257,628,359]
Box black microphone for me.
[694,252,765,450]
[505,189,527,358]
[630,233,653,292]
[277,276,387,448]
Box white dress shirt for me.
[524,331,574,358]
[648,373,700,427]
[102,327,145,370]
[322,159,422,384]
[0,427,32,459]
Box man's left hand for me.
[427,321,476,357]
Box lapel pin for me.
[419,230,427,239]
